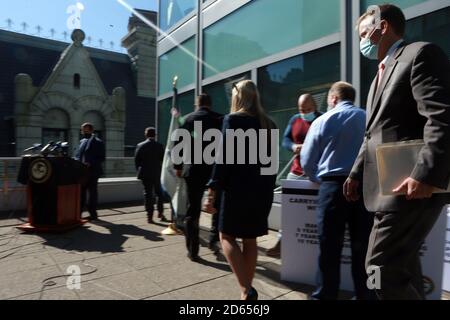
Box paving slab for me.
[0,204,448,301]
[10,285,80,300]
[139,253,232,292]
[86,271,166,299]
[0,265,62,300]
[146,273,272,301]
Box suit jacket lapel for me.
[366,77,377,119]
[366,43,407,131]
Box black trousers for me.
[366,198,445,300]
[312,179,375,300]
[81,174,99,218]
[184,175,209,258]
[142,179,164,218]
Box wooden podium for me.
[17,156,87,233]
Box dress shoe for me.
[159,214,169,222]
[187,253,200,262]
[245,287,258,300]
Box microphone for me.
[23,143,42,153]
[49,141,62,152]
[40,141,55,154]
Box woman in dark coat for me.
[203,80,277,300]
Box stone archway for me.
[14,79,78,154]
[15,72,126,157]
[42,108,70,145]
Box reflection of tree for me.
[283,67,303,84]
[260,45,340,114]
[204,74,250,115]
[259,66,305,113]
[258,51,338,171]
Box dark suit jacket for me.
[350,41,450,212]
[174,107,224,180]
[135,138,165,181]
[75,135,106,178]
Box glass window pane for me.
[360,7,450,107]
[258,44,340,176]
[158,37,196,96]
[202,72,251,115]
[159,0,196,31]
[203,0,341,79]
[157,90,196,146]
[362,0,425,11]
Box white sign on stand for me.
[281,179,449,300]
[443,209,450,292]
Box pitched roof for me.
[0,29,155,156]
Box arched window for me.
[74,74,81,89]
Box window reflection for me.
[258,44,340,175]
[159,0,196,31]
[202,73,251,115]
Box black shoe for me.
[187,253,200,262]
[87,216,98,221]
[245,287,258,300]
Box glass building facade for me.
[157,0,450,172]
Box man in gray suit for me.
[344,4,450,299]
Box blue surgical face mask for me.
[360,22,384,60]
[360,37,379,60]
[300,112,316,122]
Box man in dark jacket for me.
[174,93,223,261]
[75,123,106,221]
[135,127,166,223]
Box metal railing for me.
[0,157,137,194]
[0,158,25,194]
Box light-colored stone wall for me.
[122,27,157,99]
[14,30,127,157]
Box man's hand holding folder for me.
[376,140,450,198]
[392,177,437,200]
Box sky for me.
[0,0,159,52]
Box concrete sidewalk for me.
[0,206,448,300]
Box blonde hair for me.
[230,80,273,130]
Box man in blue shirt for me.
[301,82,374,300]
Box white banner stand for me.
[280,179,448,300]
[443,209,450,292]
